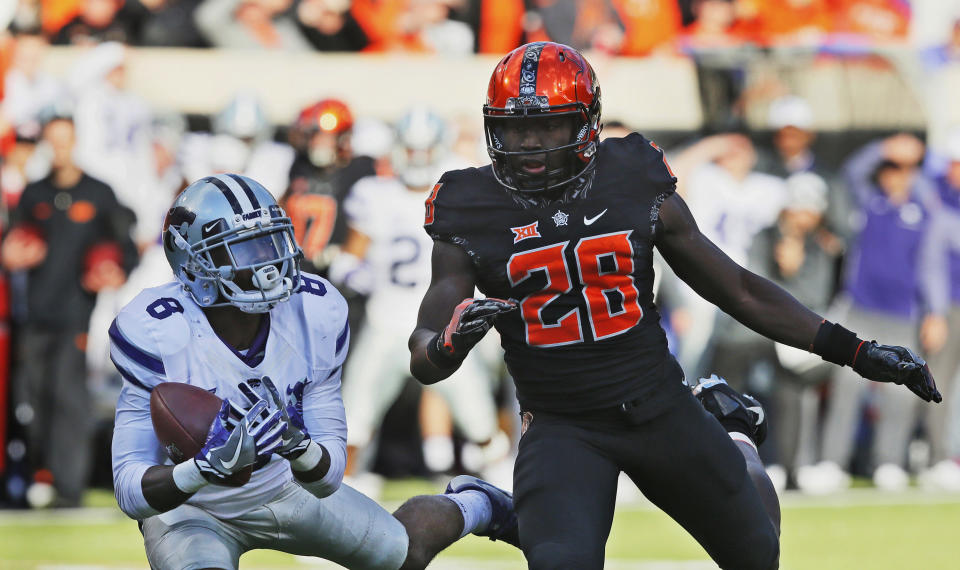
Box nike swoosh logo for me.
[204,221,221,234]
[584,209,607,225]
[219,437,244,470]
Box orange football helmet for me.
[296,99,354,136]
[483,41,602,194]
[294,99,354,167]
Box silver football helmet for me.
[163,174,302,313]
[392,106,449,188]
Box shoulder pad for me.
[607,133,678,192]
[110,283,191,391]
[423,166,490,241]
[291,272,350,366]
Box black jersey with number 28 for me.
[425,133,684,413]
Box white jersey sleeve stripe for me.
[109,318,165,375]
[111,356,155,393]
[335,321,349,356]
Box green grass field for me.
[2,482,960,569]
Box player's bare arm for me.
[140,466,193,512]
[409,241,480,383]
[656,192,941,403]
[655,192,823,349]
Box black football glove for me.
[428,298,517,367]
[853,342,942,403]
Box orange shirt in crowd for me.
[828,0,909,41]
[351,0,428,52]
[0,35,13,157]
[738,0,832,46]
[611,0,682,56]
[479,0,524,54]
[42,0,83,36]
[679,0,755,49]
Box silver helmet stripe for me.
[202,175,244,215]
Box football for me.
[150,382,252,486]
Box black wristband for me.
[425,332,462,369]
[811,320,865,367]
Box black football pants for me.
[513,384,779,570]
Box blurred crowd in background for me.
[0,0,947,54]
[0,0,959,510]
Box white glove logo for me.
[219,436,244,470]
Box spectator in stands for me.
[739,172,841,490]
[917,129,960,490]
[678,0,750,50]
[1,29,63,204]
[678,0,758,130]
[921,18,960,71]
[830,0,910,45]
[525,0,681,56]
[194,0,312,50]
[295,0,369,51]
[2,29,62,144]
[756,95,852,239]
[611,0,683,56]
[810,133,943,493]
[68,42,155,249]
[738,0,831,47]
[667,133,787,378]
[52,0,143,45]
[138,0,207,47]
[2,113,137,507]
[354,0,473,53]
[475,0,524,54]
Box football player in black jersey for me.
[408,42,941,570]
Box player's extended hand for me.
[432,298,517,364]
[241,376,312,460]
[852,342,942,403]
[194,399,285,483]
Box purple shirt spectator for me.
[842,141,942,319]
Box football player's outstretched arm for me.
[410,241,478,383]
[410,241,514,384]
[655,193,941,403]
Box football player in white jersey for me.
[333,108,505,485]
[109,174,518,569]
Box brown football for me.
[150,382,252,486]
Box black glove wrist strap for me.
[812,320,865,367]
[425,331,463,369]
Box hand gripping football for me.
[150,382,252,486]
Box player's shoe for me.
[692,374,767,446]
[445,475,520,548]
